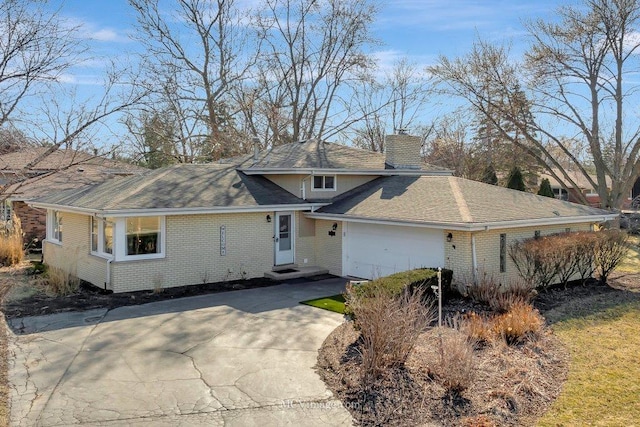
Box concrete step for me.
[264,266,329,280]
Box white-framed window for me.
[124,216,163,258]
[91,217,114,257]
[48,210,63,243]
[312,175,336,191]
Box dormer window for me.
[312,175,336,191]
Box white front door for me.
[274,212,294,265]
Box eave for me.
[239,167,452,176]
[304,212,619,231]
[28,201,329,218]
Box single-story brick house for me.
[31,135,617,293]
[0,147,144,244]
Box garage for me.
[343,222,445,279]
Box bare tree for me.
[250,0,378,144]
[0,2,145,201]
[350,59,431,152]
[0,0,83,126]
[129,0,254,160]
[429,0,640,209]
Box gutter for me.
[304,212,620,231]
[28,202,329,218]
[240,168,452,176]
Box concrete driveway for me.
[7,278,353,426]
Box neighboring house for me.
[30,135,617,293]
[0,147,144,244]
[539,168,635,209]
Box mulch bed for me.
[316,276,640,426]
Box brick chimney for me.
[384,133,422,169]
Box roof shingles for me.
[318,175,610,225]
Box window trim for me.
[90,217,114,258]
[311,174,337,191]
[48,210,63,245]
[118,216,166,261]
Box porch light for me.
[332,222,338,231]
[446,232,453,242]
[266,214,272,223]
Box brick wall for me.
[314,219,342,275]
[444,223,592,286]
[13,201,46,243]
[110,212,276,293]
[42,212,108,289]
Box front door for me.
[274,212,294,265]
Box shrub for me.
[344,268,453,318]
[462,312,493,345]
[0,214,24,266]
[345,284,435,386]
[594,229,629,283]
[490,302,544,345]
[433,325,476,395]
[465,273,535,313]
[42,265,80,296]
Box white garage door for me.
[344,222,445,279]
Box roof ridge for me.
[449,176,473,222]
[102,168,171,209]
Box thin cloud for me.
[376,0,555,32]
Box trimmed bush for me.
[344,268,453,318]
[509,230,629,288]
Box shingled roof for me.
[0,148,145,201]
[34,164,309,213]
[232,139,448,173]
[313,175,614,228]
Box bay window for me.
[91,217,114,256]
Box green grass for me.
[300,294,346,314]
[537,299,640,426]
[617,234,640,273]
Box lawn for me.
[617,234,640,273]
[300,294,346,314]
[538,299,640,426]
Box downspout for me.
[471,233,478,284]
[105,258,113,292]
[301,174,312,200]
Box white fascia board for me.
[29,202,328,217]
[305,212,619,231]
[240,168,452,176]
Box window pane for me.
[313,175,323,189]
[103,221,113,254]
[54,211,62,242]
[91,217,98,252]
[126,217,160,255]
[324,176,335,189]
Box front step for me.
[264,266,329,280]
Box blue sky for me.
[42,0,563,147]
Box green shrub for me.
[344,268,453,318]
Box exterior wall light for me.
[266,214,272,223]
[332,222,338,231]
[446,232,453,242]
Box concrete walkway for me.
[7,278,353,426]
